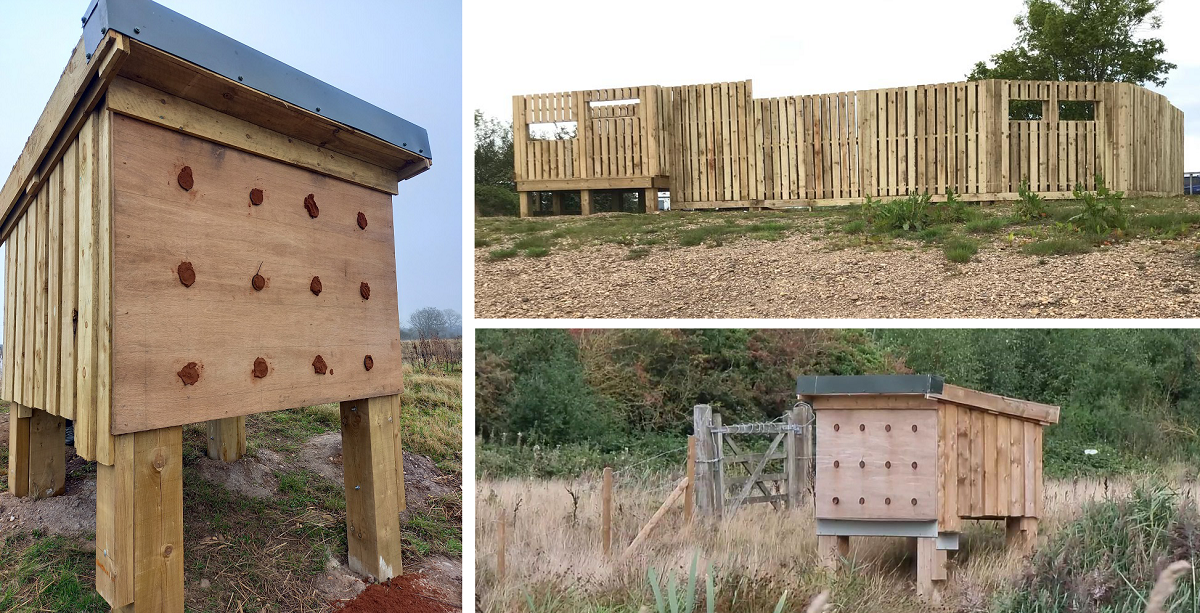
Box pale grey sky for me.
[467,0,1198,169]
[0,0,462,342]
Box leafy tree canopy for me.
[968,0,1175,87]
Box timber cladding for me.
[512,79,1184,208]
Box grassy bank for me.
[0,362,461,612]
[476,475,1199,613]
[476,194,1200,264]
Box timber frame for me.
[2,1,429,609]
[512,79,1183,216]
[798,375,1059,600]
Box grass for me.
[475,474,1200,613]
[0,531,109,612]
[943,237,979,263]
[1022,236,1094,256]
[0,365,461,612]
[476,194,1200,264]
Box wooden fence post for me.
[692,405,712,516]
[497,511,507,582]
[684,436,696,524]
[602,467,613,556]
[786,405,804,508]
[799,401,815,490]
[712,412,725,518]
[619,477,689,562]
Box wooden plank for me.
[206,417,247,462]
[939,402,960,531]
[996,416,1010,517]
[23,189,38,407]
[96,433,134,607]
[969,409,983,516]
[105,78,400,194]
[1023,421,1037,516]
[96,107,114,465]
[75,112,98,461]
[3,212,16,400]
[955,405,971,519]
[726,432,785,518]
[34,181,48,411]
[983,412,997,516]
[27,407,65,498]
[59,141,79,422]
[934,383,1059,424]
[7,405,30,496]
[45,160,62,417]
[12,215,26,407]
[815,408,938,521]
[340,396,404,579]
[111,116,404,433]
[1010,414,1025,516]
[810,395,941,410]
[131,426,185,612]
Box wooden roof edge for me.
[931,383,1061,425]
[0,32,128,244]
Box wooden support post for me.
[1006,516,1038,554]
[683,436,696,524]
[601,467,613,556]
[205,416,246,463]
[518,191,531,217]
[550,192,563,215]
[786,407,802,509]
[619,477,689,562]
[580,189,592,216]
[496,510,507,582]
[643,187,658,213]
[7,403,31,497]
[96,426,184,612]
[817,535,850,570]
[27,407,66,499]
[692,405,712,516]
[712,412,725,518]
[340,395,404,581]
[916,537,945,601]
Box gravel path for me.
[475,236,1200,319]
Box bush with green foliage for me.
[1069,175,1127,235]
[863,193,933,232]
[1015,179,1047,220]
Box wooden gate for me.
[692,403,814,519]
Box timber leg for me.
[7,403,31,497]
[518,192,531,218]
[817,534,849,570]
[916,537,946,601]
[643,187,658,214]
[96,427,184,612]
[340,395,405,580]
[580,190,592,216]
[1006,516,1038,554]
[205,416,246,462]
[550,192,563,216]
[27,407,66,499]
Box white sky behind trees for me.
[466,0,1199,170]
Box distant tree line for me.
[474,111,517,217]
[401,307,461,340]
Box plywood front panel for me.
[815,408,938,521]
[111,115,403,434]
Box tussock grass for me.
[944,237,979,263]
[476,475,1198,613]
[1022,237,1094,256]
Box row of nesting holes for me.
[176,354,375,386]
[833,460,919,470]
[832,496,919,506]
[178,166,370,229]
[833,423,918,432]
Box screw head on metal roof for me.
[134,27,140,33]
[86,53,92,60]
[315,107,321,112]
[238,76,243,82]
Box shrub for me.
[1070,174,1127,235]
[475,184,519,217]
[842,219,866,234]
[930,189,974,225]
[524,247,550,257]
[965,217,1006,234]
[1015,178,1047,220]
[487,247,518,260]
[867,193,933,232]
[943,237,978,263]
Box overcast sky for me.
[466,0,1198,169]
[0,0,462,341]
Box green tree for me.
[474,110,517,217]
[968,0,1175,87]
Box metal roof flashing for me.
[81,0,431,162]
[795,374,946,396]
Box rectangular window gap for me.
[1009,100,1045,120]
[528,121,577,140]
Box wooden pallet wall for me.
[2,105,113,464]
[512,78,1183,204]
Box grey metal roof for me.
[796,374,945,396]
[81,0,431,161]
